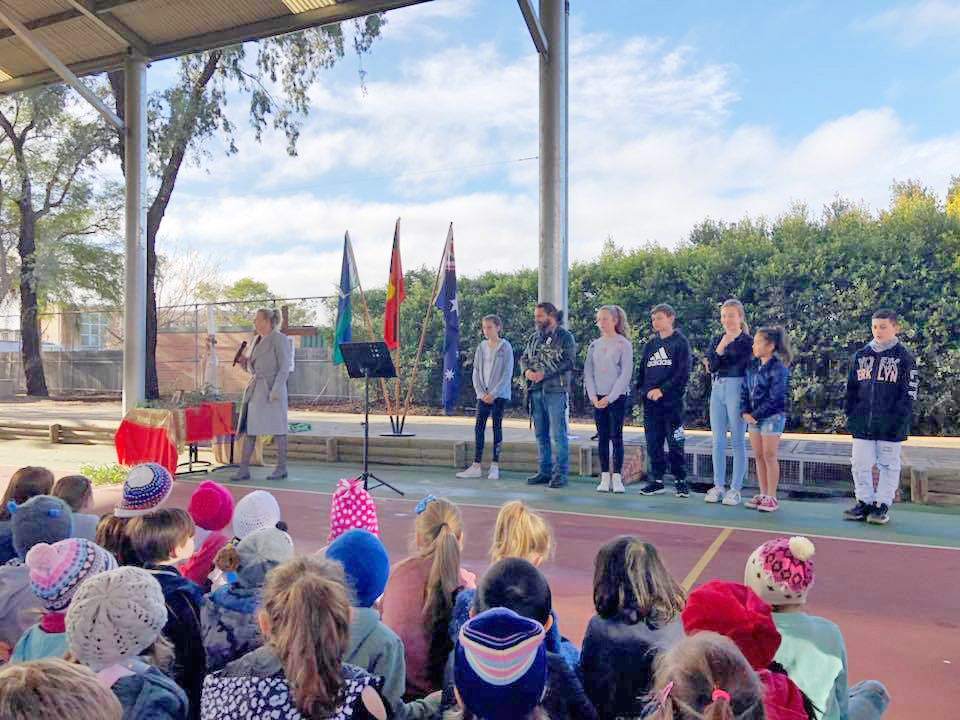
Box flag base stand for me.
[381,416,415,437]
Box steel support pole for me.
[538,0,569,321]
[122,56,147,416]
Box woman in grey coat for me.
[232,309,290,481]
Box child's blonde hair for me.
[261,556,351,718]
[0,466,54,520]
[52,475,93,512]
[721,299,750,334]
[598,304,631,339]
[489,501,553,565]
[0,658,123,720]
[648,632,765,720]
[414,497,465,685]
[593,536,686,626]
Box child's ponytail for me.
[702,689,736,720]
[758,325,794,365]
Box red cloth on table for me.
[184,404,214,444]
[209,402,234,438]
[114,409,179,476]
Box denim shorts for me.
[749,413,785,436]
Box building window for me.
[79,312,107,349]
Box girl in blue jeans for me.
[704,299,752,506]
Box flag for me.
[384,219,404,350]
[333,232,359,364]
[434,223,459,413]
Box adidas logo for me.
[647,347,673,367]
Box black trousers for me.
[475,398,507,463]
[594,395,626,473]
[643,401,686,482]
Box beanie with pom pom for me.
[744,536,816,606]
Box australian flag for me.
[434,223,459,414]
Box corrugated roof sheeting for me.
[113,0,284,46]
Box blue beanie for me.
[326,529,389,608]
[10,495,73,560]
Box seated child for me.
[644,631,766,720]
[579,536,685,720]
[201,556,388,720]
[328,476,380,544]
[0,466,55,564]
[127,508,206,720]
[231,490,285,540]
[382,495,476,699]
[450,607,549,720]
[0,657,123,720]
[182,480,235,590]
[11,538,116,662]
[0,496,73,650]
[66,566,188,720]
[52,475,99,541]
[745,537,890,720]
[202,526,294,671]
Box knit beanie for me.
[744,536,816,607]
[232,490,282,539]
[327,477,379,543]
[235,527,294,588]
[10,495,74,560]
[681,580,782,670]
[26,538,117,612]
[455,608,547,720]
[66,566,168,671]
[188,480,234,532]
[113,463,174,518]
[326,529,389,608]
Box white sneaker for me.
[704,487,725,503]
[612,473,625,494]
[596,472,611,492]
[456,464,483,479]
[722,489,742,506]
[487,463,500,480]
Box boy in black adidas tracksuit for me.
[636,304,691,496]
[843,309,918,525]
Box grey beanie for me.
[66,566,168,671]
[11,495,73,560]
[236,527,294,588]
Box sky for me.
[151,0,960,302]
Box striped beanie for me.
[114,464,173,518]
[26,538,117,611]
[455,608,547,720]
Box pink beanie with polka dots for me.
[327,476,379,544]
[744,536,816,606]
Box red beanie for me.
[187,480,234,532]
[681,580,781,670]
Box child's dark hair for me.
[475,557,552,626]
[126,508,195,563]
[756,326,794,365]
[94,513,140,567]
[872,308,898,323]
[0,467,54,521]
[593,536,686,626]
[651,303,676,319]
[52,475,93,512]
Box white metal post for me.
[122,56,147,416]
[538,0,569,321]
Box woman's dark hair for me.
[756,325,794,365]
[593,536,685,626]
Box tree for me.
[107,17,383,398]
[0,87,114,395]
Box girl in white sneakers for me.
[585,305,633,494]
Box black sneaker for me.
[526,474,550,485]
[866,503,890,525]
[842,501,871,521]
[675,481,690,498]
[548,476,568,489]
[639,480,666,495]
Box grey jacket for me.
[346,607,406,716]
[0,562,40,647]
[471,339,514,401]
[112,664,189,720]
[239,329,290,437]
[520,325,577,394]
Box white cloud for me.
[856,0,960,45]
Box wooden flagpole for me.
[400,226,449,429]
[346,233,393,418]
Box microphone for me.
[232,341,247,366]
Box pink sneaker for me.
[758,496,780,512]
[744,494,764,510]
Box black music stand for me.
[339,341,405,497]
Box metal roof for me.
[0,0,433,93]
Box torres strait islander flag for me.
[384,219,404,350]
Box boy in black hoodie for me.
[843,309,918,525]
[128,508,207,720]
[636,304,692,497]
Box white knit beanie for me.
[232,490,282,539]
[66,566,168,670]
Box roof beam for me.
[90,10,151,57]
[63,0,130,47]
[0,1,123,128]
[516,0,548,56]
[0,51,126,93]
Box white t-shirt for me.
[480,340,501,389]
